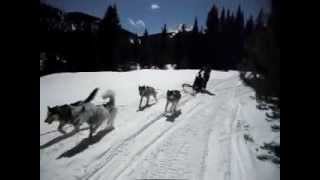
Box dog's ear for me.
[47,106,51,111]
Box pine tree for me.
[141,28,153,67]
[256,8,265,31]
[236,5,244,32]
[233,6,245,69]
[98,4,122,70]
[226,9,230,24]
[181,24,186,33]
[243,4,280,101]
[162,24,167,34]
[159,24,169,67]
[206,4,219,34]
[205,4,220,69]
[144,28,148,37]
[112,4,121,29]
[220,8,225,32]
[192,17,199,34]
[99,5,121,34]
[245,15,254,37]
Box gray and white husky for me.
[44,88,117,138]
[138,85,158,109]
[165,90,181,113]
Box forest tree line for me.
[40,1,279,101]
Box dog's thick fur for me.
[165,90,181,113]
[45,88,116,138]
[138,85,157,109]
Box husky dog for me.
[165,90,182,113]
[44,88,117,138]
[138,85,158,109]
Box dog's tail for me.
[102,89,116,107]
[83,88,99,103]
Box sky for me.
[43,0,271,35]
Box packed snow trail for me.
[115,77,239,180]
[40,70,279,180]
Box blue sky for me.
[43,0,270,35]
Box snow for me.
[40,69,279,180]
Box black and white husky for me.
[44,88,117,138]
[165,90,181,113]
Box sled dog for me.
[44,88,116,138]
[165,90,181,113]
[138,85,158,109]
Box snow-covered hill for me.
[40,70,280,180]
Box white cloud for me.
[170,24,193,33]
[168,28,178,34]
[186,25,193,31]
[128,18,145,29]
[168,24,194,38]
[136,20,145,28]
[128,18,135,26]
[151,4,160,10]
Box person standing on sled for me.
[201,66,211,90]
[192,68,205,93]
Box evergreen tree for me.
[220,8,226,32]
[98,4,122,70]
[206,4,219,34]
[192,17,199,34]
[161,24,167,34]
[205,4,220,69]
[245,15,254,37]
[144,28,148,37]
[181,24,187,33]
[218,7,227,69]
[235,5,245,65]
[159,24,169,67]
[226,9,230,24]
[189,17,202,68]
[242,4,280,101]
[256,9,265,31]
[235,5,244,32]
[141,28,153,66]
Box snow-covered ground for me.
[40,69,280,180]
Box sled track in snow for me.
[84,75,243,180]
[196,78,244,180]
[112,102,205,180]
[116,78,242,179]
[81,94,198,180]
[119,80,240,180]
